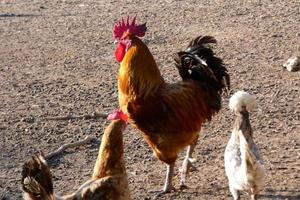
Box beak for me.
[114,40,118,44]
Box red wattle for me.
[114,43,126,63]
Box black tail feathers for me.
[174,36,230,94]
[21,153,54,200]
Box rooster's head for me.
[113,16,147,63]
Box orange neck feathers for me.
[118,36,164,100]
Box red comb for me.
[107,109,128,122]
[113,16,147,40]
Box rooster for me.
[224,91,265,200]
[21,110,131,200]
[113,16,230,193]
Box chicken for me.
[113,16,230,193]
[224,91,265,200]
[21,110,131,200]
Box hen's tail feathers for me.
[230,91,260,173]
[174,36,230,94]
[239,130,261,174]
[21,154,54,200]
[229,90,257,114]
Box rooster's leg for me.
[163,163,175,193]
[149,163,175,196]
[180,135,199,188]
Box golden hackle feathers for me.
[118,36,164,102]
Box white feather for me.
[229,90,257,113]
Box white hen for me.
[224,91,265,200]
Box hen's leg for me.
[180,135,199,188]
[229,185,240,200]
[250,188,257,200]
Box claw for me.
[149,163,175,198]
[179,184,188,190]
[149,186,176,199]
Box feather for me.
[174,36,230,94]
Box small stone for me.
[283,55,300,72]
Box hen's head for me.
[107,109,128,122]
[107,109,128,130]
[113,16,147,63]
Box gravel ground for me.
[0,0,299,199]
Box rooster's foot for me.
[179,184,189,190]
[149,186,176,198]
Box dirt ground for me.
[0,0,299,199]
